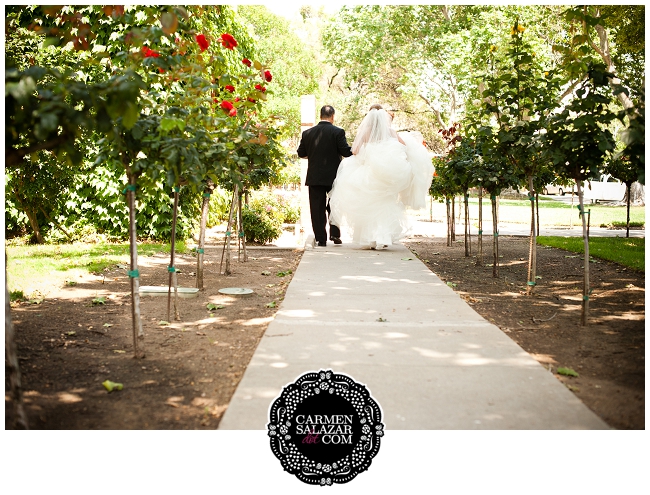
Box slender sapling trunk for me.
[196,188,211,290]
[477,187,483,266]
[491,193,499,278]
[167,187,180,321]
[578,181,590,326]
[126,171,145,358]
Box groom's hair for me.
[320,105,335,119]
[369,104,383,111]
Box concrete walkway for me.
[219,235,609,430]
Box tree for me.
[237,5,321,140]
[479,19,562,293]
[543,65,618,326]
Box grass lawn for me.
[6,241,188,299]
[537,236,645,272]
[422,196,645,228]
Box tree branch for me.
[419,94,446,128]
[5,136,69,168]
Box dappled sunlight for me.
[530,353,558,365]
[277,309,316,318]
[57,392,83,404]
[409,345,536,367]
[340,275,421,285]
[308,291,327,296]
[270,362,289,368]
[382,332,409,339]
[411,347,453,359]
[241,317,274,326]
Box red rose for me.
[142,46,160,58]
[242,58,251,67]
[220,100,234,111]
[220,33,238,50]
[264,70,272,82]
[229,108,237,117]
[255,84,266,92]
[225,85,235,93]
[248,97,256,103]
[234,97,241,102]
[195,34,209,52]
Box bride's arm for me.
[391,128,405,145]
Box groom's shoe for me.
[317,241,327,247]
[331,237,342,245]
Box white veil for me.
[351,108,393,154]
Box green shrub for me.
[207,187,232,227]
[242,204,283,244]
[248,191,284,223]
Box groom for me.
[297,105,352,247]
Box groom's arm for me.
[336,128,353,158]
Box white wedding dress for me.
[329,109,434,248]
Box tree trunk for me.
[451,197,456,241]
[222,186,238,276]
[578,181,590,326]
[476,187,483,266]
[38,206,73,241]
[196,188,211,290]
[491,194,499,278]
[5,275,28,429]
[536,192,540,237]
[446,198,451,247]
[526,177,537,295]
[167,188,180,321]
[464,192,470,257]
[238,191,247,262]
[126,171,145,358]
[24,207,45,244]
[626,182,631,238]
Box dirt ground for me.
[5,242,302,429]
[404,234,645,430]
[6,233,644,430]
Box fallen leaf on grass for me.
[206,303,225,311]
[67,331,76,336]
[446,282,457,287]
[401,257,413,261]
[113,350,126,354]
[266,301,277,308]
[103,323,113,328]
[159,321,170,326]
[276,270,292,277]
[92,297,106,306]
[377,317,387,322]
[261,270,272,276]
[557,367,579,377]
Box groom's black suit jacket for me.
[297,121,353,187]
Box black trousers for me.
[308,185,340,243]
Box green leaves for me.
[557,367,579,377]
[159,116,186,132]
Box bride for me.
[329,105,434,249]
